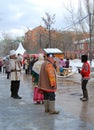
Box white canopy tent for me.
[16,42,26,55]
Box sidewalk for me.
[0,72,94,130]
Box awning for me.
[43,48,63,54]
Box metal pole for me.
[48,25,51,48]
[40,33,42,48]
[89,12,92,66]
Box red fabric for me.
[80,61,90,79]
[33,87,44,102]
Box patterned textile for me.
[33,86,44,102]
[38,61,57,92]
[45,63,56,87]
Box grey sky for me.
[0,0,79,37]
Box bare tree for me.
[2,33,18,56]
[42,12,56,48]
[80,0,94,64]
[62,1,82,58]
[64,0,94,61]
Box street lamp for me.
[89,13,94,66]
[48,25,51,48]
[89,12,92,66]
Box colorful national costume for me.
[32,54,44,104]
[38,55,59,114]
[9,50,22,99]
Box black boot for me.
[80,90,88,101]
[13,95,22,99]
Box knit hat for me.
[81,54,88,63]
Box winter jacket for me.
[10,58,21,81]
[38,61,57,92]
[80,61,90,80]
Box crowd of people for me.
[0,50,91,114]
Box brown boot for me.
[49,101,59,114]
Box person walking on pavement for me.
[65,58,70,68]
[24,58,30,74]
[38,54,59,114]
[9,50,22,99]
[78,54,90,101]
[2,59,7,74]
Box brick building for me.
[24,25,90,59]
[74,37,94,59]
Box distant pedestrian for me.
[30,56,37,74]
[9,50,22,99]
[59,57,66,68]
[24,58,30,74]
[59,57,65,76]
[78,54,90,101]
[17,53,23,66]
[65,58,70,68]
[0,58,2,73]
[6,57,11,79]
[38,54,59,114]
[2,59,6,73]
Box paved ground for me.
[0,71,94,130]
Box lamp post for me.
[89,12,92,66]
[39,33,42,48]
[48,24,51,48]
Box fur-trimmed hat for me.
[38,53,44,60]
[9,50,16,56]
